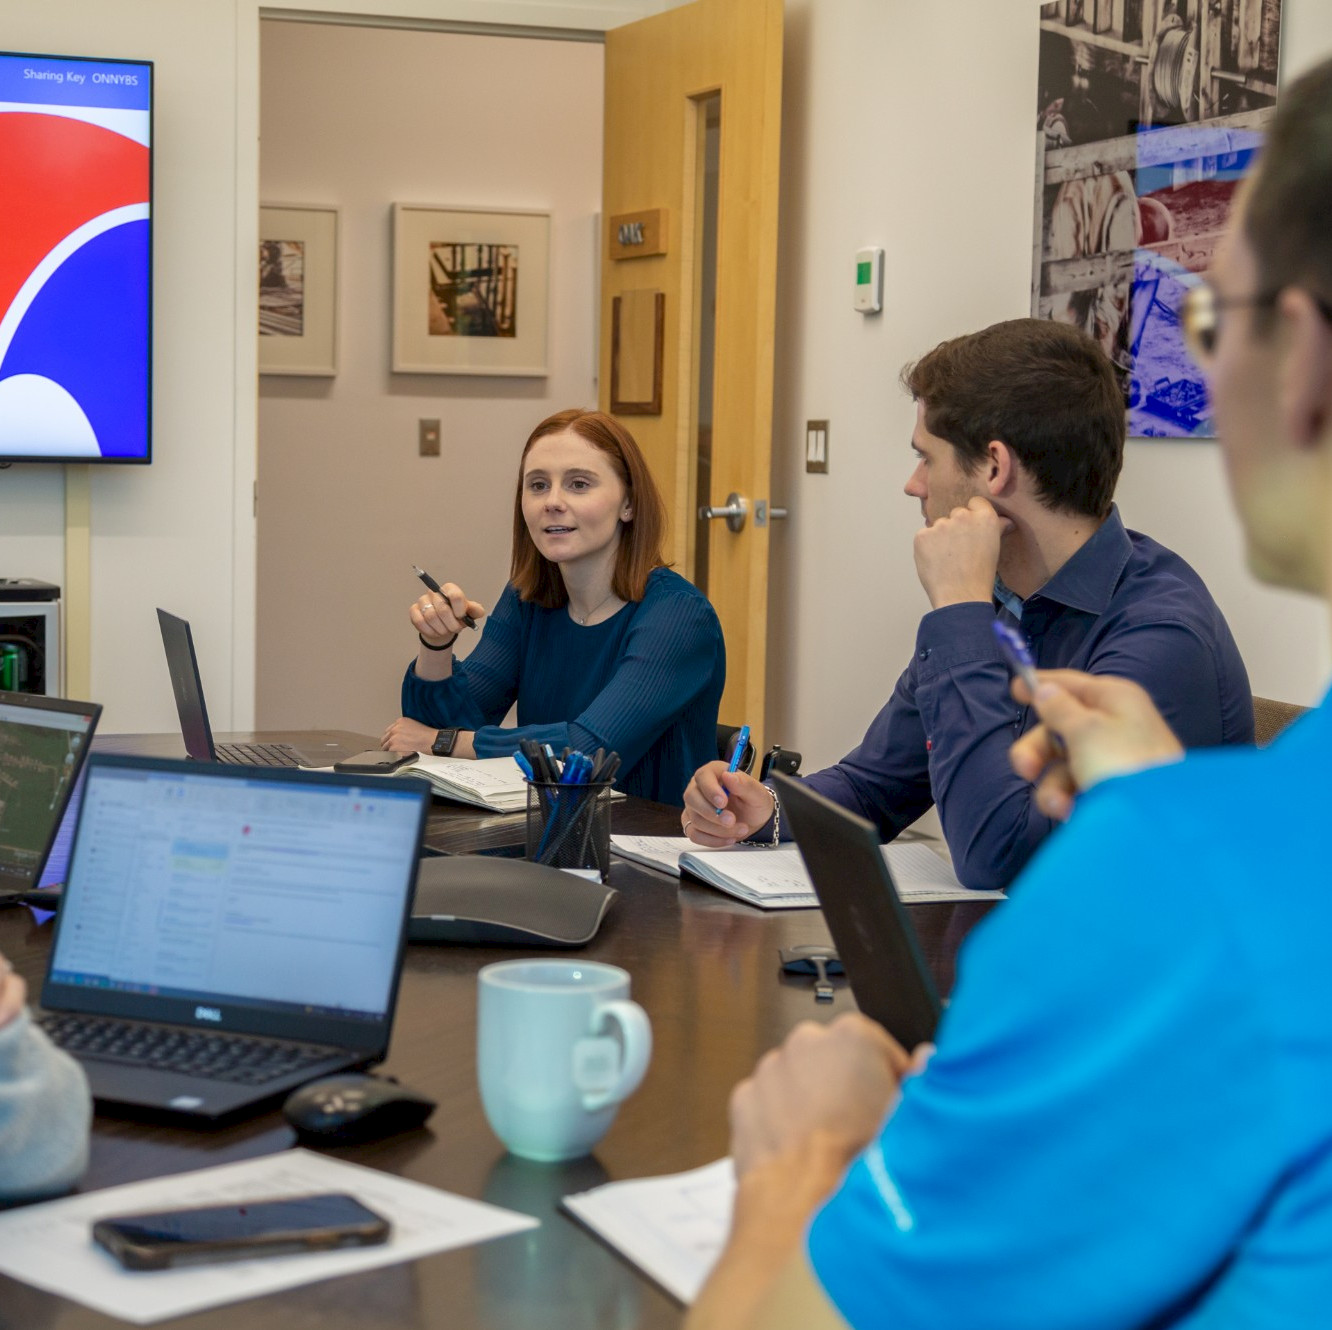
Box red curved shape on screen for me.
[0,112,149,319]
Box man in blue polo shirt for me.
[681,319,1252,890]
[687,55,1332,1330]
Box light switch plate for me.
[419,419,441,457]
[805,420,829,474]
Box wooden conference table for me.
[0,731,1000,1330]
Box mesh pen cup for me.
[525,781,613,878]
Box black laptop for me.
[772,773,941,1049]
[38,754,430,1121]
[0,691,101,904]
[157,608,331,767]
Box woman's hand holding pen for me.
[681,763,775,847]
[412,582,486,650]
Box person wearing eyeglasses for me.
[683,317,1252,891]
[688,54,1332,1330]
[0,952,90,1201]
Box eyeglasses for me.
[1181,281,1332,366]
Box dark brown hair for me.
[510,409,668,608]
[901,318,1125,520]
[1244,57,1332,312]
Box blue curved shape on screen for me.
[0,219,150,459]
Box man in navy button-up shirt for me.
[683,319,1252,890]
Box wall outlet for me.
[419,419,441,457]
[805,420,829,474]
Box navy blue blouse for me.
[401,567,725,806]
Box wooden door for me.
[600,0,783,741]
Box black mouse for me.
[282,1074,436,1145]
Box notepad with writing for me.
[609,834,1005,908]
[396,755,530,812]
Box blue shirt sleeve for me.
[806,777,1283,1330]
[400,584,524,732]
[472,586,721,769]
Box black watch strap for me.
[431,728,460,757]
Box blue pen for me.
[728,725,751,774]
[992,621,1066,755]
[717,724,751,812]
[514,751,536,782]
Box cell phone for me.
[333,749,417,774]
[92,1193,391,1270]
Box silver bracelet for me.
[744,786,780,846]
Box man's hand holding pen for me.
[681,764,774,847]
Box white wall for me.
[255,21,603,735]
[768,0,1332,772]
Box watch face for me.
[431,729,458,757]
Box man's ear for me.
[986,440,1018,497]
[1278,288,1332,450]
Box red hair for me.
[510,409,668,607]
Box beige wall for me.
[256,21,603,735]
[767,0,1332,772]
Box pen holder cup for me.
[525,781,614,879]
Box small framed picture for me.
[258,204,338,376]
[392,204,550,376]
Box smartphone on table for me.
[92,1192,391,1270]
[333,750,417,774]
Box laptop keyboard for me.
[216,742,302,767]
[39,1014,337,1085]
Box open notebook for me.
[609,835,1005,910]
[392,755,530,812]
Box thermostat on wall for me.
[854,247,883,313]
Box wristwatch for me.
[431,728,460,757]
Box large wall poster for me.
[1032,1,1281,437]
[0,51,152,463]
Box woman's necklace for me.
[570,589,617,625]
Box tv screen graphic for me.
[0,51,153,464]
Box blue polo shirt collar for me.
[1025,505,1132,616]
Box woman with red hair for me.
[382,409,725,806]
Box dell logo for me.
[194,1006,222,1023]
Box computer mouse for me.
[282,1074,436,1145]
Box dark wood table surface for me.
[0,732,999,1330]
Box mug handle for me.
[575,999,652,1112]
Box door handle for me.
[755,500,788,526]
[699,492,748,533]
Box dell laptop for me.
[772,773,942,1049]
[0,691,101,904]
[157,608,334,767]
[38,753,431,1121]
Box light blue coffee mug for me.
[477,960,652,1162]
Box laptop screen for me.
[0,695,99,894]
[49,761,425,1026]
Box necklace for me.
[570,589,617,625]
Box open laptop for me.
[0,691,101,904]
[772,773,941,1049]
[157,608,329,767]
[38,753,431,1121]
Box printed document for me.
[0,1148,537,1324]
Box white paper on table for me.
[609,834,691,876]
[563,1158,735,1305]
[0,1148,538,1325]
[882,843,1006,902]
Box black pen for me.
[413,565,476,629]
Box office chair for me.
[716,725,802,781]
[1252,695,1307,747]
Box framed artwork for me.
[1031,2,1282,437]
[258,204,339,376]
[392,204,550,376]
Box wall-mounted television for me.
[0,50,153,464]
